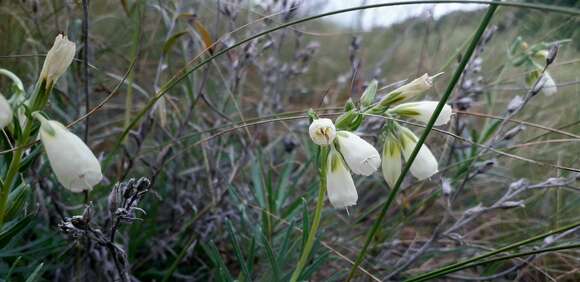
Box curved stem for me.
[0,83,51,225]
[290,146,328,282]
[0,122,34,225]
[406,220,580,281]
[345,2,499,281]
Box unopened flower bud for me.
[334,110,363,131]
[39,34,76,88]
[344,98,355,111]
[35,113,103,192]
[360,80,378,107]
[378,73,437,107]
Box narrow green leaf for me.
[0,215,33,248]
[225,220,251,280]
[24,262,44,282]
[162,31,188,55]
[258,230,280,281]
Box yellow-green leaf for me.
[162,31,189,55]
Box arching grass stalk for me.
[406,220,580,281]
[345,2,499,281]
[289,146,328,282]
[106,0,580,168]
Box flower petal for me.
[336,131,381,176]
[326,147,357,208]
[391,101,452,126]
[382,137,402,188]
[309,118,336,146]
[36,114,103,192]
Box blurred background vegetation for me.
[0,0,579,281]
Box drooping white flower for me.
[0,94,13,129]
[326,147,357,208]
[335,131,381,176]
[382,137,401,188]
[541,72,557,96]
[39,34,76,88]
[399,126,438,180]
[309,118,336,146]
[390,101,453,126]
[35,113,103,192]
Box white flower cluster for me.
[310,119,380,208]
[308,74,453,209]
[1,35,101,193]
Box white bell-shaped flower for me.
[309,118,336,146]
[35,113,103,192]
[399,126,438,180]
[326,147,357,208]
[541,72,557,96]
[39,34,76,87]
[335,131,381,176]
[390,101,453,126]
[0,94,13,129]
[382,137,401,188]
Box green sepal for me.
[360,80,378,107]
[344,98,355,111]
[306,109,319,123]
[335,110,363,131]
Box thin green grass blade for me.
[225,220,252,280]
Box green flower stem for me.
[290,146,328,282]
[406,220,580,281]
[345,3,499,281]
[0,121,35,225]
[0,82,51,225]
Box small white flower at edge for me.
[326,147,357,208]
[399,126,438,180]
[309,118,336,146]
[34,113,103,192]
[390,101,453,126]
[39,34,76,88]
[335,131,381,176]
[0,94,13,129]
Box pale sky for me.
[315,1,486,30]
